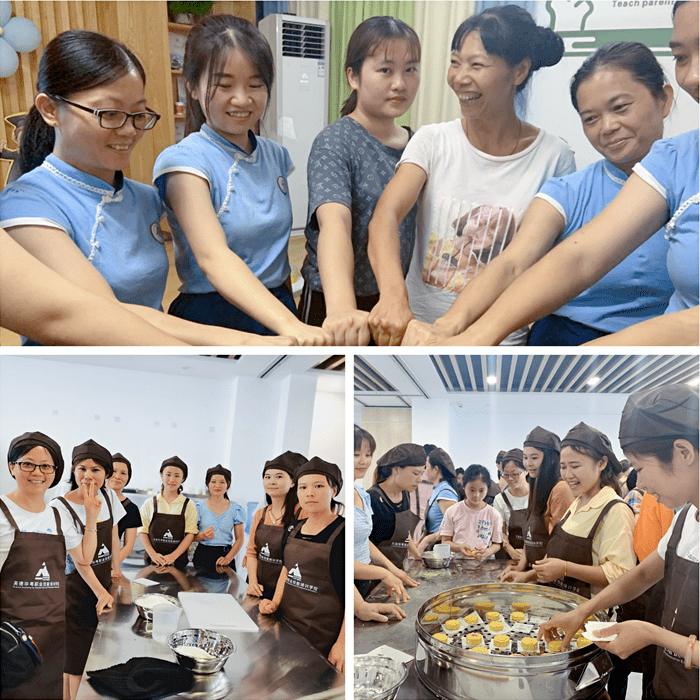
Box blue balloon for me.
[0,1,12,27]
[0,36,19,78]
[4,16,42,53]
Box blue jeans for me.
[168,284,296,335]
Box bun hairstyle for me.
[341,16,421,117]
[451,5,563,93]
[570,42,668,112]
[20,30,146,175]
[183,14,274,136]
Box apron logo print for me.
[35,562,50,580]
[287,563,319,593]
[261,543,271,557]
[163,530,174,539]
[289,563,302,580]
[97,544,110,558]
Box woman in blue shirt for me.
[193,465,245,571]
[413,1,698,347]
[417,448,462,554]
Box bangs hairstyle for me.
[451,5,563,93]
[567,445,622,496]
[341,15,421,117]
[354,425,377,454]
[570,42,667,112]
[463,463,491,489]
[20,30,146,175]
[623,435,699,473]
[183,14,274,136]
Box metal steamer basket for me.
[415,583,612,700]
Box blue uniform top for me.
[536,158,674,332]
[195,499,246,548]
[0,153,168,309]
[153,124,294,294]
[425,481,459,534]
[633,129,699,313]
[354,484,373,565]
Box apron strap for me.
[501,491,513,512]
[325,517,345,546]
[0,497,20,530]
[585,498,630,542]
[153,495,159,513]
[58,496,84,533]
[666,503,692,555]
[101,487,113,522]
[51,505,63,537]
[121,497,131,508]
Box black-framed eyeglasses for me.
[12,461,56,474]
[502,471,525,479]
[49,95,161,130]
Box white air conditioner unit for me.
[259,14,330,232]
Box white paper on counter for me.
[365,645,413,663]
[132,578,159,587]
[582,621,618,642]
[178,592,258,632]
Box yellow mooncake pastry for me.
[466,632,483,646]
[489,621,504,632]
[423,614,439,623]
[474,601,494,611]
[493,634,510,648]
[435,603,461,614]
[445,619,461,631]
[577,636,593,648]
[585,615,597,623]
[573,629,584,639]
[548,640,563,652]
[433,633,449,643]
[471,646,489,654]
[512,601,531,612]
[511,611,526,622]
[521,637,538,651]
[463,614,479,625]
[486,611,500,621]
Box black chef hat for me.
[619,385,699,451]
[263,450,307,478]
[111,453,132,486]
[8,431,64,488]
[87,657,194,700]
[427,448,456,477]
[501,448,525,468]
[205,464,231,488]
[524,426,561,453]
[295,456,343,493]
[72,439,113,478]
[376,443,426,469]
[561,422,623,474]
[160,456,188,481]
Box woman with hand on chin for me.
[260,458,345,673]
[51,440,124,700]
[0,433,100,700]
[138,457,198,570]
[107,452,141,569]
[539,385,699,700]
[193,465,245,571]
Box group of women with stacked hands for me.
[0,438,345,699]
[0,1,697,346]
[354,383,699,700]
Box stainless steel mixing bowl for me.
[167,629,235,674]
[354,655,409,700]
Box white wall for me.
[0,358,344,508]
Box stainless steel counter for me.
[76,562,344,700]
[354,557,509,700]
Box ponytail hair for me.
[20,30,145,175]
[451,5,563,93]
[341,16,420,117]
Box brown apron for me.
[369,485,420,567]
[147,496,191,569]
[59,488,114,676]
[523,507,551,566]
[546,498,629,599]
[0,500,66,700]
[279,517,344,656]
[653,503,699,700]
[254,506,286,597]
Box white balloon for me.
[0,0,12,27]
[3,16,41,53]
[0,36,18,78]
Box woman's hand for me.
[161,552,178,566]
[368,297,414,346]
[499,569,534,584]
[532,556,566,584]
[394,569,420,588]
[200,526,215,541]
[259,599,279,615]
[216,556,230,567]
[473,547,489,562]
[460,544,477,558]
[151,552,168,566]
[329,637,345,674]
[96,590,114,617]
[592,621,654,659]
[380,570,410,604]
[401,319,449,346]
[247,581,264,597]
[538,609,587,650]
[510,548,524,563]
[322,310,371,346]
[82,481,102,521]
[111,566,123,580]
[280,321,332,346]
[356,600,407,623]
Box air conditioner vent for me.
[282,21,326,58]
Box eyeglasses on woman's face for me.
[50,94,161,130]
[12,461,56,474]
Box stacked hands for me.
[498,555,567,584]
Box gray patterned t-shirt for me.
[301,117,417,297]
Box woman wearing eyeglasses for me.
[492,448,529,562]
[0,433,101,699]
[0,30,292,347]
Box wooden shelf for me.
[168,21,194,34]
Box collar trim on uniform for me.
[200,124,257,163]
[41,157,124,194]
[603,161,627,187]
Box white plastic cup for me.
[152,603,181,643]
[434,544,451,559]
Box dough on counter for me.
[433,632,449,643]
[466,632,483,646]
[493,634,510,648]
[512,601,531,612]
[486,611,500,621]
[488,621,504,632]
[463,614,479,625]
[445,619,461,630]
[423,613,439,622]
